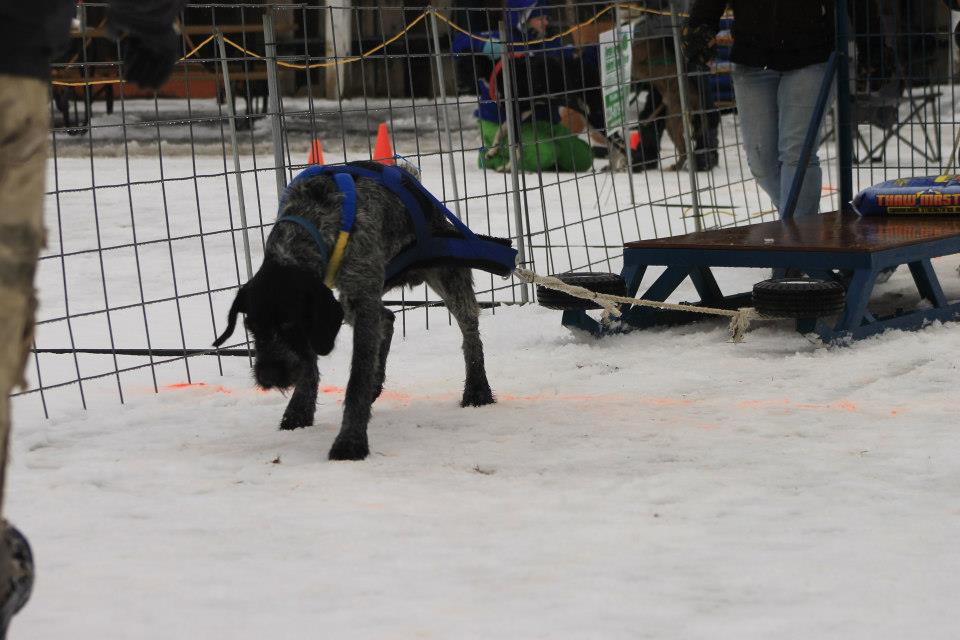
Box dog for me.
[212,161,499,461]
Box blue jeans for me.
[732,62,830,218]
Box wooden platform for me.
[563,213,960,343]
[625,212,960,253]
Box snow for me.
[7,99,960,637]
[9,299,960,639]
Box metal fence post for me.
[835,0,854,212]
[614,6,638,210]
[216,31,254,280]
[499,21,529,303]
[429,10,463,219]
[668,0,703,232]
[263,11,287,198]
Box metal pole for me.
[263,12,287,198]
[429,10,463,218]
[668,0,703,232]
[499,20,529,302]
[782,53,839,219]
[835,0,854,212]
[216,32,253,280]
[614,6,638,210]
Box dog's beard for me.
[251,340,306,391]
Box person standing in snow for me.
[683,0,887,218]
[0,1,183,635]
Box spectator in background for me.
[0,1,183,635]
[631,0,721,172]
[684,0,887,218]
[451,0,593,173]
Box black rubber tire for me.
[537,272,628,311]
[752,278,847,319]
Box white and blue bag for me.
[853,175,960,216]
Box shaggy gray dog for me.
[214,161,497,461]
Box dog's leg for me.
[373,307,395,401]
[279,358,319,430]
[328,297,382,461]
[426,269,495,407]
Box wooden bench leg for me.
[621,260,647,298]
[690,266,723,305]
[834,268,878,333]
[908,259,947,308]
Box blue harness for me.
[275,162,518,286]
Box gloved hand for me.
[681,23,716,68]
[118,26,180,90]
[481,38,506,60]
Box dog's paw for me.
[328,433,370,461]
[461,386,495,408]
[279,416,313,431]
[280,409,315,430]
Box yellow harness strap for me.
[324,230,351,288]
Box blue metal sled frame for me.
[561,230,960,344]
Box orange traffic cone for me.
[307,139,325,165]
[372,122,395,165]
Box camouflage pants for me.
[0,75,48,550]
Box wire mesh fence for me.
[13,0,960,418]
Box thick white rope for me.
[514,267,758,343]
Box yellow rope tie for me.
[51,33,218,87]
[49,4,689,87]
[513,267,757,343]
[222,10,430,70]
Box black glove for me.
[119,27,180,90]
[682,23,716,68]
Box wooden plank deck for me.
[624,212,960,253]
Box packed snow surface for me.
[10,291,960,638]
[8,100,960,636]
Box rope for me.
[514,267,758,343]
[223,10,430,70]
[49,4,689,86]
[51,34,217,87]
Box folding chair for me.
[852,83,942,164]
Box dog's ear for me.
[310,285,343,356]
[213,286,247,347]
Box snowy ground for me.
[6,96,960,637]
[9,273,960,638]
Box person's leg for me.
[692,62,720,171]
[0,73,47,631]
[777,61,831,217]
[731,64,782,208]
[635,86,665,168]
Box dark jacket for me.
[688,0,881,72]
[0,0,184,81]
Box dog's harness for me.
[275,162,518,288]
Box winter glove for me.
[681,23,716,68]
[119,27,180,90]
